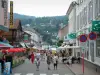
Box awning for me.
[58,46,81,49]
[0,25,9,32]
[0,42,13,48]
[2,48,25,52]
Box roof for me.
[66,1,77,15]
[8,19,22,30]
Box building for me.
[58,25,68,40]
[65,1,77,56]
[22,26,42,48]
[75,0,100,71]
[0,0,9,33]
[3,19,23,47]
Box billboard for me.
[10,1,13,28]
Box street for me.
[12,59,75,75]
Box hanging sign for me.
[88,32,97,40]
[10,1,13,28]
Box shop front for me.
[95,33,100,66]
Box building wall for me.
[0,0,8,29]
[68,8,76,33]
[76,0,100,66]
[58,25,68,40]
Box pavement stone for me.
[66,63,100,75]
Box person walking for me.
[30,52,35,64]
[47,53,52,70]
[35,58,40,71]
[53,53,58,70]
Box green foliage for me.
[57,40,63,47]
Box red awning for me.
[2,48,25,53]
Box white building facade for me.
[76,0,100,66]
[66,1,77,56]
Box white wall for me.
[76,0,100,66]
[0,0,8,27]
[68,9,76,33]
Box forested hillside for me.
[12,13,68,44]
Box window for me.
[84,7,87,26]
[96,39,100,57]
[99,0,100,15]
[1,0,5,8]
[95,0,99,19]
[88,1,93,23]
[77,15,79,30]
[80,12,82,28]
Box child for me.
[35,58,40,71]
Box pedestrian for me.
[68,56,72,66]
[47,53,52,70]
[30,52,35,64]
[35,58,40,71]
[53,53,58,70]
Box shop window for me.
[96,39,100,57]
[1,0,5,8]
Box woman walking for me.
[53,53,58,70]
[30,52,35,64]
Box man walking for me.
[47,53,52,70]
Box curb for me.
[65,64,76,75]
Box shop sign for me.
[3,0,8,27]
[24,34,28,40]
[10,1,13,28]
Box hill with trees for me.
[12,13,68,45]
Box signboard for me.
[24,34,28,43]
[3,0,8,27]
[88,32,97,40]
[92,21,100,32]
[3,62,11,75]
[10,1,13,28]
[79,34,87,42]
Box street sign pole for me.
[82,47,84,74]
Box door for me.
[90,41,94,62]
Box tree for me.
[57,40,63,47]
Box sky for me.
[8,0,75,17]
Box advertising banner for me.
[3,62,11,75]
[10,1,13,28]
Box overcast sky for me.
[8,0,75,17]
